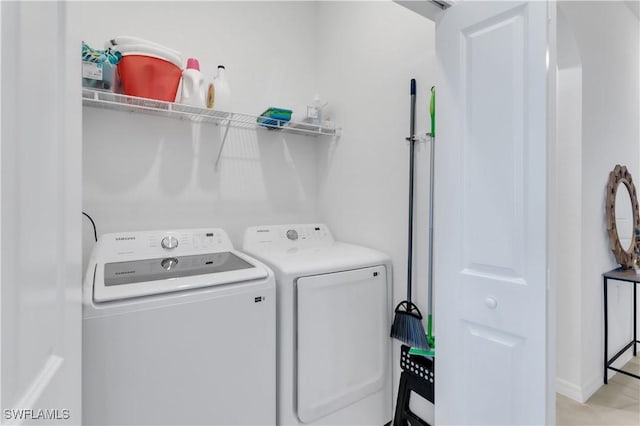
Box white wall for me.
[75,1,323,267]
[314,0,436,415]
[556,0,639,402]
[555,63,583,398]
[555,6,584,398]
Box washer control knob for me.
[161,257,179,270]
[286,229,298,241]
[161,236,179,250]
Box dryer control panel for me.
[243,224,334,252]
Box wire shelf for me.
[82,89,340,137]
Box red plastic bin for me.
[118,55,182,102]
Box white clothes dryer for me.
[243,224,392,426]
[83,228,275,425]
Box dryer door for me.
[296,265,388,423]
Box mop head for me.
[390,301,429,350]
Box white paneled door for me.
[1,1,82,424]
[435,1,554,424]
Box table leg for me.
[604,276,608,385]
[634,282,637,357]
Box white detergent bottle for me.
[180,58,206,107]
[213,65,231,112]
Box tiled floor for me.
[557,355,640,425]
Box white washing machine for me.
[242,224,392,426]
[83,228,276,425]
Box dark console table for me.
[603,268,640,384]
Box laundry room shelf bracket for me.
[215,120,232,169]
[82,89,341,167]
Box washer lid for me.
[92,250,268,302]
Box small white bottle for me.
[307,94,326,125]
[180,58,206,107]
[213,65,231,112]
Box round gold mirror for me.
[606,165,640,269]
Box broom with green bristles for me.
[390,79,429,351]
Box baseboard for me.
[580,373,603,403]
[556,350,635,403]
[555,378,583,402]
[581,351,634,402]
[606,350,634,382]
